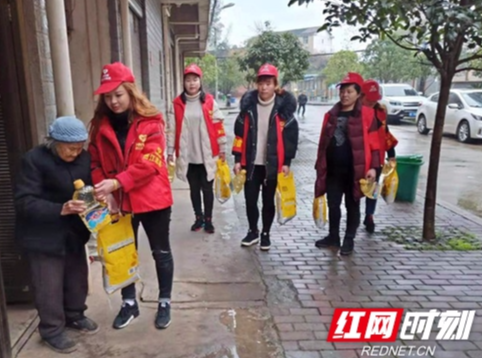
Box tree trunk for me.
[418,76,427,94]
[422,73,453,240]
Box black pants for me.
[244,165,277,234]
[186,164,214,218]
[121,207,173,300]
[326,172,360,239]
[28,250,88,339]
[298,104,306,116]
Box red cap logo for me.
[184,64,203,77]
[94,62,135,95]
[338,72,364,88]
[362,80,382,101]
[257,63,279,78]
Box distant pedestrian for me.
[297,92,308,117]
[361,79,398,234]
[167,64,227,233]
[15,116,98,354]
[232,63,299,251]
[89,62,174,331]
[314,72,381,256]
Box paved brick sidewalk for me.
[225,114,482,358]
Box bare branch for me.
[382,31,419,52]
[455,66,482,74]
[458,53,482,65]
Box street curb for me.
[416,188,482,227]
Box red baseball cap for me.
[184,64,203,77]
[338,72,364,88]
[257,63,279,78]
[362,80,382,102]
[94,62,135,95]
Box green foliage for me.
[238,28,310,86]
[323,50,364,86]
[362,38,435,83]
[382,226,482,251]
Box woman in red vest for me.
[314,72,380,256]
[89,62,174,330]
[361,79,398,233]
[167,64,226,234]
[232,63,299,251]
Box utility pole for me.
[0,261,12,358]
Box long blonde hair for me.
[90,82,159,138]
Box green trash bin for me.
[395,155,424,203]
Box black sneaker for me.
[204,217,215,234]
[315,235,341,248]
[66,316,99,335]
[340,237,355,256]
[364,215,375,234]
[155,302,171,329]
[260,233,271,251]
[113,301,140,329]
[191,215,204,231]
[241,230,259,247]
[43,332,77,354]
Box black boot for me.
[43,332,77,354]
[363,215,375,234]
[340,236,355,256]
[315,235,341,248]
[204,217,215,234]
[191,215,204,231]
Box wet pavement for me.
[297,105,482,218]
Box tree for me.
[238,25,310,86]
[362,38,435,83]
[323,50,364,85]
[288,0,482,241]
[218,57,245,94]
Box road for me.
[299,105,482,218]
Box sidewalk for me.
[17,180,283,358]
[226,113,482,358]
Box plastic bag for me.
[232,169,246,194]
[313,195,328,228]
[168,161,175,183]
[214,159,231,204]
[382,168,399,204]
[97,214,141,295]
[360,178,378,199]
[276,172,297,225]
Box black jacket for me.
[14,145,91,256]
[298,94,308,105]
[233,90,298,180]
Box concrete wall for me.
[17,0,57,144]
[68,0,111,125]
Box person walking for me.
[314,72,381,256]
[89,62,174,330]
[361,79,398,233]
[297,92,308,117]
[167,64,226,233]
[232,63,299,251]
[15,116,98,354]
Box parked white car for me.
[416,89,482,143]
[379,84,426,124]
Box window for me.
[383,85,418,97]
[461,91,482,108]
[302,36,309,44]
[448,93,463,108]
[430,93,439,102]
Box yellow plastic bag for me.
[232,169,246,194]
[97,214,141,295]
[168,161,175,183]
[214,159,231,204]
[360,178,378,199]
[382,168,399,204]
[276,172,297,225]
[313,195,328,228]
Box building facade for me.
[0,0,212,356]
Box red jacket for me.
[172,93,225,157]
[375,104,398,163]
[315,101,380,200]
[89,113,173,214]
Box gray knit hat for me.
[49,116,88,142]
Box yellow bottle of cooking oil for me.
[73,179,111,233]
[232,169,246,194]
[168,161,175,183]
